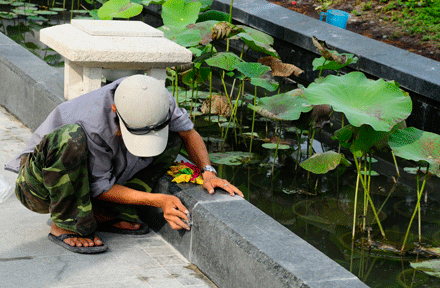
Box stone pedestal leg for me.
[64,60,83,100]
[83,67,102,95]
[146,68,166,87]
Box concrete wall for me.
[0,32,64,131]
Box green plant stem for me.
[318,60,326,78]
[352,169,361,240]
[391,151,400,178]
[248,86,257,159]
[353,155,386,239]
[401,166,429,251]
[272,123,282,174]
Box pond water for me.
[194,114,440,288]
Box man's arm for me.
[96,184,190,230]
[178,129,243,197]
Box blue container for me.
[320,9,350,29]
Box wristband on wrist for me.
[201,165,217,175]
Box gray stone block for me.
[153,176,367,288]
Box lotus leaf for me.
[262,143,290,150]
[312,52,358,71]
[197,10,229,22]
[209,151,257,166]
[299,151,350,174]
[250,76,279,92]
[247,90,312,121]
[162,0,201,30]
[0,0,13,4]
[204,116,227,122]
[236,32,278,58]
[0,12,16,19]
[181,67,210,87]
[97,0,142,19]
[173,29,202,47]
[234,62,270,78]
[303,72,412,132]
[403,167,430,175]
[205,52,243,71]
[359,170,379,176]
[389,127,440,177]
[410,260,440,278]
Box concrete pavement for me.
[0,106,216,288]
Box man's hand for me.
[202,171,244,197]
[159,194,191,230]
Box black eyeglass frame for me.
[117,109,172,135]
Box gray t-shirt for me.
[5,78,194,197]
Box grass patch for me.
[383,0,440,42]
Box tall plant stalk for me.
[401,166,430,251]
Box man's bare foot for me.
[94,212,142,230]
[111,220,142,230]
[50,222,103,247]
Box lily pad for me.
[299,151,351,174]
[247,89,312,121]
[203,116,227,122]
[35,10,58,15]
[411,260,440,278]
[389,127,440,177]
[403,167,430,175]
[209,151,257,166]
[293,198,387,227]
[303,72,412,132]
[262,143,290,150]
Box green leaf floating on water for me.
[262,143,290,150]
[389,127,440,177]
[303,72,412,132]
[410,259,440,278]
[299,151,351,174]
[210,151,258,166]
[97,0,142,20]
[248,89,312,121]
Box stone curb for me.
[153,176,368,288]
[0,32,64,131]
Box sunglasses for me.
[117,109,171,135]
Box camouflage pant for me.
[15,124,182,235]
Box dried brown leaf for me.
[258,56,304,77]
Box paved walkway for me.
[0,106,216,288]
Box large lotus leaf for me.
[247,90,312,121]
[389,127,440,177]
[303,72,412,132]
[410,260,440,278]
[160,27,202,47]
[300,151,351,174]
[162,0,201,30]
[97,0,142,19]
[205,52,243,71]
[185,0,212,11]
[312,52,358,71]
[210,151,257,166]
[234,62,270,78]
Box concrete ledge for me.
[211,0,440,101]
[0,32,64,131]
[153,176,368,288]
